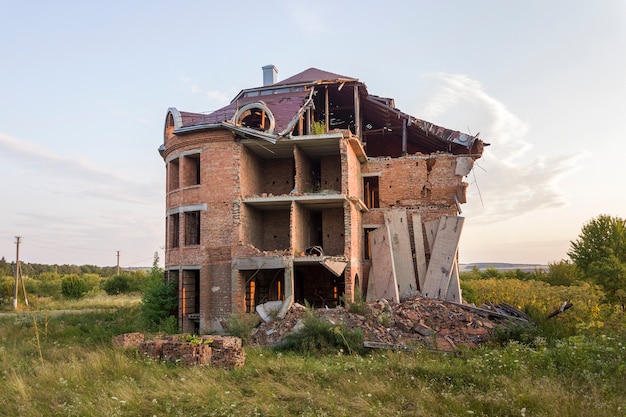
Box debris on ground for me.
[250,295,528,351]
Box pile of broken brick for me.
[113,333,245,369]
[250,295,529,352]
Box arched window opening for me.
[233,102,275,134]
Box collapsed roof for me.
[165,67,486,158]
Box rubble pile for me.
[250,295,514,351]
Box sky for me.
[1,0,625,268]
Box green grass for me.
[0,296,625,416]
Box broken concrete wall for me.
[384,209,418,299]
[421,216,464,302]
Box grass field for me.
[1,294,625,416]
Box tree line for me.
[0,258,119,279]
[461,214,626,310]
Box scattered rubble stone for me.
[250,295,518,351]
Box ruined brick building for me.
[160,66,486,333]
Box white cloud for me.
[416,73,586,225]
[0,132,131,184]
[0,132,164,265]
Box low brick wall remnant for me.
[112,334,245,369]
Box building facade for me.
[160,67,485,333]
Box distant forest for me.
[0,257,119,278]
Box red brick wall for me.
[239,203,263,249]
[362,154,462,209]
[294,145,312,193]
[259,158,294,196]
[240,146,262,198]
[320,155,341,192]
[322,207,345,255]
[262,209,291,251]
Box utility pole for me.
[13,236,21,310]
[116,251,120,275]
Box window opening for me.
[244,269,284,313]
[169,158,180,191]
[364,228,376,260]
[364,176,380,208]
[234,102,275,133]
[166,269,179,285]
[182,270,200,314]
[170,213,180,248]
[185,211,201,245]
[184,154,200,186]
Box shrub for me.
[223,312,260,346]
[310,121,326,135]
[463,278,609,342]
[61,275,88,299]
[0,276,14,303]
[102,275,132,295]
[276,309,365,355]
[82,273,102,292]
[544,260,581,286]
[36,273,63,299]
[341,286,368,316]
[141,276,177,330]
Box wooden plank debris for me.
[449,301,529,322]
